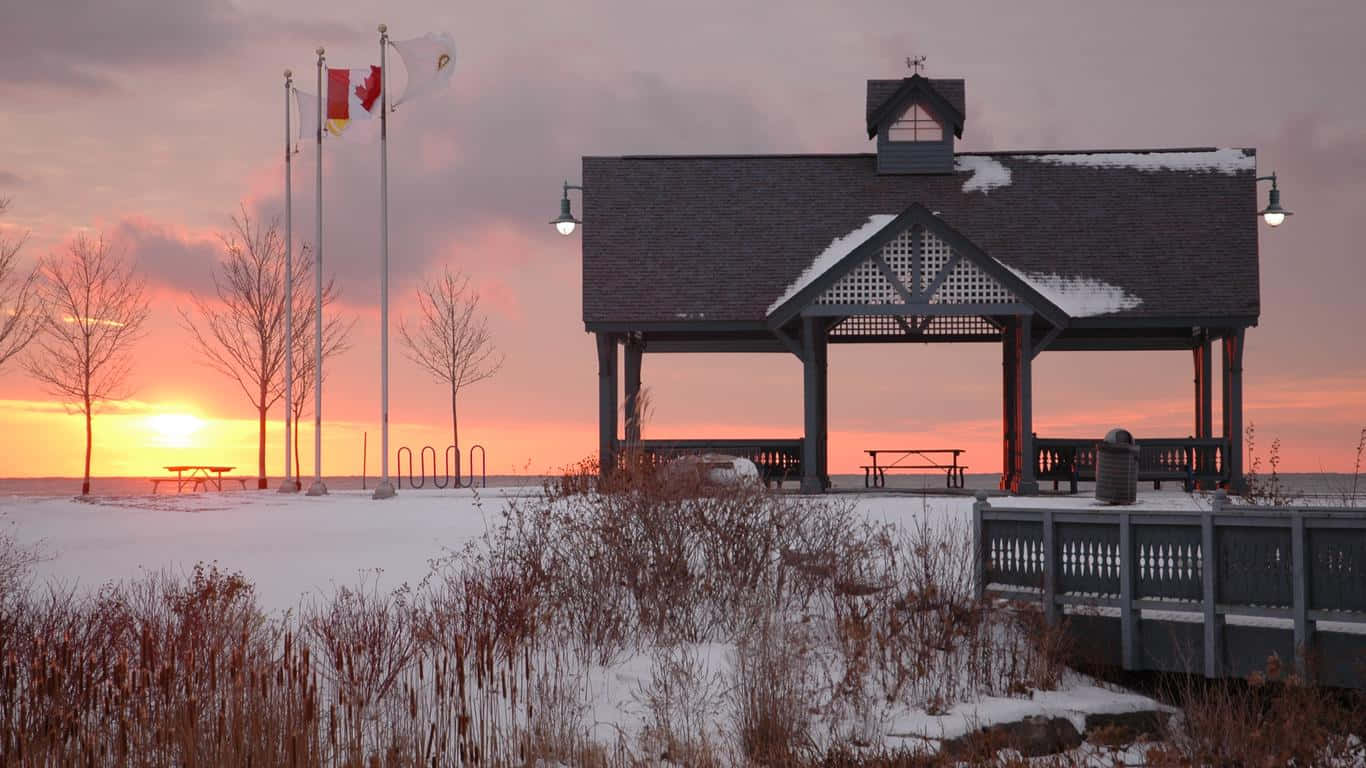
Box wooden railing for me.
[628,439,804,488]
[973,492,1366,687]
[1034,436,1227,492]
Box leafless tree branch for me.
[398,267,503,462]
[0,198,43,371]
[24,233,150,494]
[178,208,351,488]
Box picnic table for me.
[151,465,246,494]
[862,449,967,489]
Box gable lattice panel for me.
[815,228,1016,307]
[923,231,1017,305]
[816,244,904,306]
[830,314,1000,340]
[920,230,952,293]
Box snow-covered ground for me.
[1,487,529,614]
[1,486,1001,615]
[2,487,1181,762]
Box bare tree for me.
[25,234,150,495]
[0,198,42,370]
[399,268,503,475]
[288,260,353,477]
[179,209,348,489]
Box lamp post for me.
[551,181,583,235]
[1257,173,1293,227]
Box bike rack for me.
[396,446,421,489]
[395,443,487,489]
[462,444,487,488]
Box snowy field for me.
[0,485,1217,616]
[0,486,1023,615]
[1,487,1197,761]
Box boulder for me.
[662,454,760,486]
[1083,710,1171,746]
[942,715,1083,759]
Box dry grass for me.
[0,463,1096,766]
[1145,656,1366,767]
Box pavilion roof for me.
[581,147,1260,328]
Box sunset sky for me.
[2,0,1364,479]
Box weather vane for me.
[906,55,926,75]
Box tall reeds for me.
[1,465,1077,765]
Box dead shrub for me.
[735,618,816,766]
[303,574,418,760]
[1149,656,1366,767]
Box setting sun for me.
[147,413,203,448]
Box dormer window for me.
[867,75,965,174]
[888,103,942,142]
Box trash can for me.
[1095,428,1139,505]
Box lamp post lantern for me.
[552,181,583,235]
[1257,173,1293,227]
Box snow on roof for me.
[768,214,895,314]
[1023,148,1254,175]
[956,155,1012,193]
[1004,266,1143,318]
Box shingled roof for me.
[581,148,1260,327]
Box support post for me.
[1001,318,1019,491]
[1119,511,1139,670]
[816,319,830,490]
[1222,329,1246,493]
[972,491,989,602]
[1193,331,1213,488]
[1291,510,1314,680]
[1041,508,1059,625]
[1202,492,1225,678]
[801,315,827,494]
[1018,318,1037,495]
[623,336,643,445]
[1194,331,1213,439]
[596,333,618,479]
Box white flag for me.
[294,88,319,146]
[392,33,456,107]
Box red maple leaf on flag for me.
[355,66,382,113]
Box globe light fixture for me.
[552,180,583,236]
[1256,173,1292,227]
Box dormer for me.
[865,75,965,174]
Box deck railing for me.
[973,492,1366,686]
[1034,436,1227,492]
[628,438,804,487]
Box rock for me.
[1083,710,1170,746]
[662,454,761,486]
[943,715,1083,759]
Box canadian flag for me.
[325,66,382,137]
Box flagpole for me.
[307,47,328,497]
[280,69,299,493]
[373,24,396,500]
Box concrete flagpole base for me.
[371,480,396,500]
[306,480,329,496]
[277,479,301,493]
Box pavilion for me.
[572,74,1267,494]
